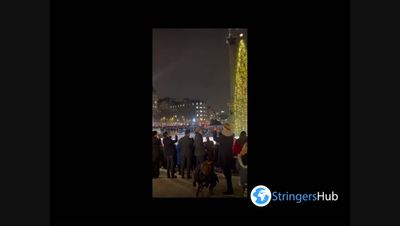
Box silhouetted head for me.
[185,129,190,136]
[238,131,247,145]
[163,132,168,137]
[152,131,157,137]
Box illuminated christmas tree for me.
[232,38,248,136]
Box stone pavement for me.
[152,169,244,198]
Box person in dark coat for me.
[176,141,181,175]
[178,129,194,178]
[191,137,196,171]
[194,127,206,168]
[152,131,162,178]
[213,123,235,195]
[162,132,178,178]
[204,136,215,162]
[212,128,221,172]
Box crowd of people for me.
[152,122,248,196]
[153,125,219,138]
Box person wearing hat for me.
[152,131,162,178]
[162,131,178,178]
[178,129,194,178]
[194,127,206,169]
[213,122,235,195]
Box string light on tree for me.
[232,38,248,136]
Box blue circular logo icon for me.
[250,185,272,207]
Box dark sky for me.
[153,29,244,111]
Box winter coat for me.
[152,136,162,163]
[214,130,234,170]
[178,135,194,157]
[163,136,177,156]
[194,132,206,157]
[204,140,215,161]
[233,140,244,156]
[176,143,181,165]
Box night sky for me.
[153,28,246,111]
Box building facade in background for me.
[153,97,212,127]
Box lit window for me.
[197,114,199,117]
[196,106,198,109]
[192,103,194,105]
[200,102,202,105]
[196,102,198,105]
[200,110,202,113]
